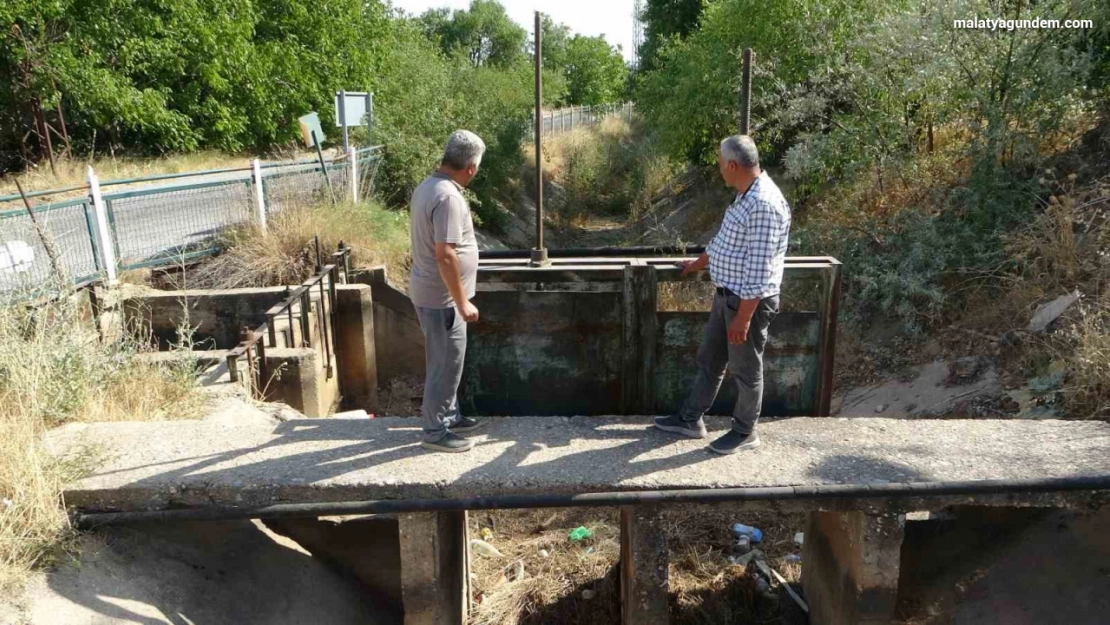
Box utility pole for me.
[530,11,550,267]
[740,48,753,135]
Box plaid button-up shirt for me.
[706,172,792,300]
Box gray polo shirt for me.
[409,171,478,309]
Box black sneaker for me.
[708,431,760,455]
[448,416,485,434]
[421,431,475,453]
[653,414,708,439]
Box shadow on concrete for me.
[895,506,1110,624]
[37,520,400,625]
[805,453,932,484]
[108,417,725,507]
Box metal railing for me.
[529,103,634,140]
[226,241,352,399]
[0,147,382,293]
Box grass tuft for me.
[184,201,411,290]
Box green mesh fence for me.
[104,178,254,270]
[1,150,383,292]
[0,197,101,291]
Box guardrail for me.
[1,147,381,293]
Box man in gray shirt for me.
[409,130,485,452]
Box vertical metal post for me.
[251,158,267,231]
[339,89,349,153]
[347,146,359,203]
[311,130,337,205]
[530,11,549,267]
[300,291,312,348]
[87,166,118,283]
[740,48,753,135]
[367,93,374,144]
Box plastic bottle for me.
[731,523,764,543]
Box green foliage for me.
[637,0,708,72]
[373,21,537,231]
[0,0,392,167]
[636,0,1108,332]
[419,0,526,68]
[564,36,629,106]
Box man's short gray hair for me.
[442,130,486,170]
[719,135,759,168]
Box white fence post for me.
[251,158,267,232]
[86,166,117,283]
[347,146,359,203]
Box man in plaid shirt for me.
[655,135,791,454]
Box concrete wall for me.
[124,283,378,415]
[123,287,293,350]
[264,347,340,417]
[351,268,426,383]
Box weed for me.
[185,201,411,290]
[0,289,204,594]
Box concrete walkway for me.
[51,416,1110,513]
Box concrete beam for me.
[620,505,670,624]
[334,284,379,412]
[801,511,905,625]
[398,511,470,625]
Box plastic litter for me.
[539,549,550,558]
[731,523,763,543]
[735,534,752,553]
[568,526,593,542]
[480,527,494,541]
[784,554,802,564]
[793,532,804,546]
[470,539,503,558]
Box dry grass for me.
[0,289,205,595]
[0,152,254,201]
[468,506,807,625]
[183,200,411,290]
[527,117,681,230]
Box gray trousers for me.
[677,292,779,434]
[415,305,466,442]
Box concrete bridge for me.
[53,415,1110,624]
[61,253,1110,623]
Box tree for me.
[564,35,628,105]
[637,0,708,71]
[536,15,571,73]
[419,0,526,68]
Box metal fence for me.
[531,103,635,140]
[0,147,383,293]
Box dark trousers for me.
[677,291,779,434]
